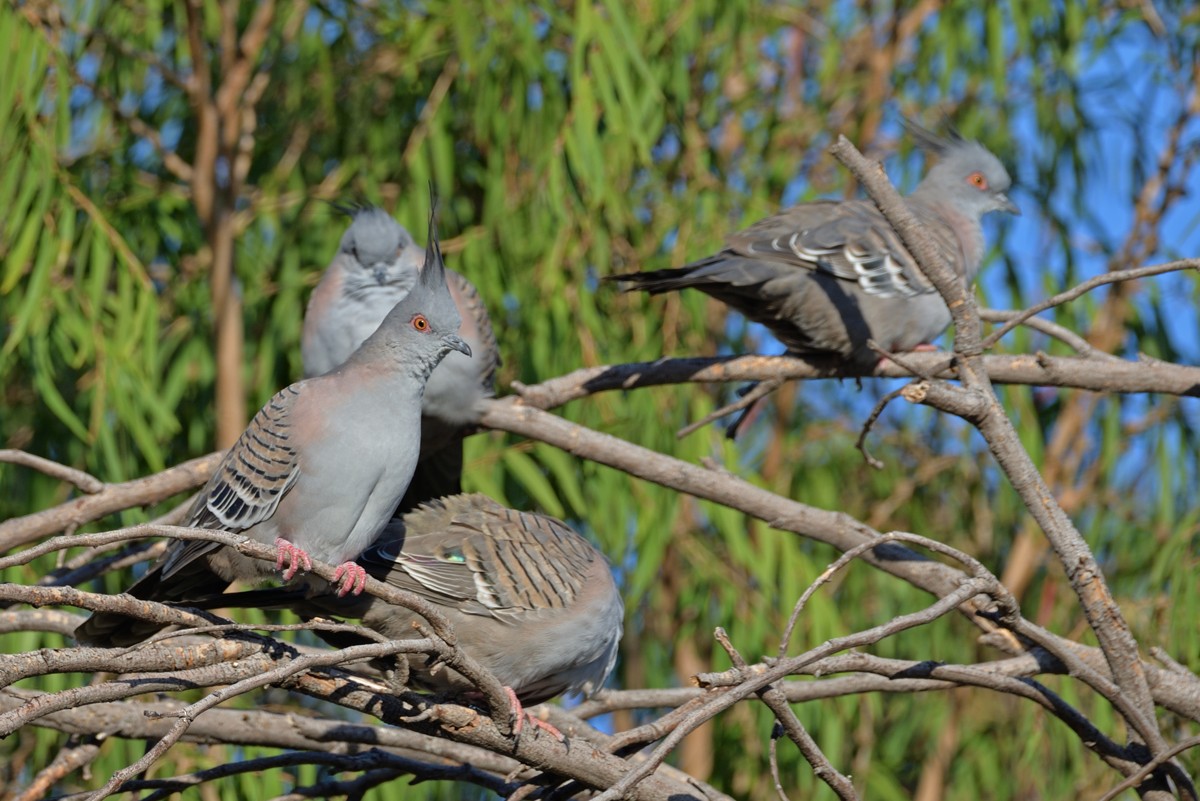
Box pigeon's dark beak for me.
[443,334,472,357]
[373,266,390,285]
[998,194,1020,215]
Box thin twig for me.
[977,308,1114,358]
[1097,736,1200,801]
[0,450,104,494]
[768,727,791,801]
[854,386,907,470]
[675,378,781,439]
[401,55,460,166]
[717,628,858,800]
[980,261,1200,351]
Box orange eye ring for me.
[968,172,989,190]
[412,314,430,332]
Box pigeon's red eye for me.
[968,172,988,190]
[412,314,429,332]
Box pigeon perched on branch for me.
[609,121,1017,434]
[187,494,624,733]
[76,196,471,647]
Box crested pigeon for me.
[75,198,471,647]
[302,205,499,512]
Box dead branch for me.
[0,453,221,550]
[977,308,1115,357]
[714,627,858,801]
[830,135,1181,799]
[980,261,1200,350]
[0,451,103,494]
[120,751,514,801]
[477,399,1200,723]
[14,734,101,801]
[508,351,1200,411]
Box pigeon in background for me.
[302,205,499,512]
[608,120,1018,433]
[75,196,471,647]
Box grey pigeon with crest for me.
[182,493,623,733]
[75,197,472,648]
[608,121,1019,368]
[302,205,499,512]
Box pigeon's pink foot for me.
[505,686,565,741]
[274,537,313,581]
[332,561,369,596]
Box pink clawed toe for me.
[504,686,565,741]
[274,537,313,581]
[332,562,368,596]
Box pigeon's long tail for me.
[190,587,376,652]
[604,266,704,295]
[73,561,230,648]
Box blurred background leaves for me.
[2,0,1199,797]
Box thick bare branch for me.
[0,453,220,551]
[509,352,1200,410]
[479,398,1200,722]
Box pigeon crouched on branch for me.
[608,121,1019,368]
[75,198,471,648]
[191,494,624,731]
[302,205,499,512]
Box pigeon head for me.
[906,120,1019,220]
[362,194,471,376]
[335,205,424,291]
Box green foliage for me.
[2,0,1199,798]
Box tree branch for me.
[830,135,1177,797]
[979,261,1200,351]
[478,398,1200,722]
[0,450,103,494]
[0,453,220,550]
[509,351,1200,411]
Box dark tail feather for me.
[185,586,307,611]
[74,561,230,648]
[192,587,374,652]
[603,266,701,295]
